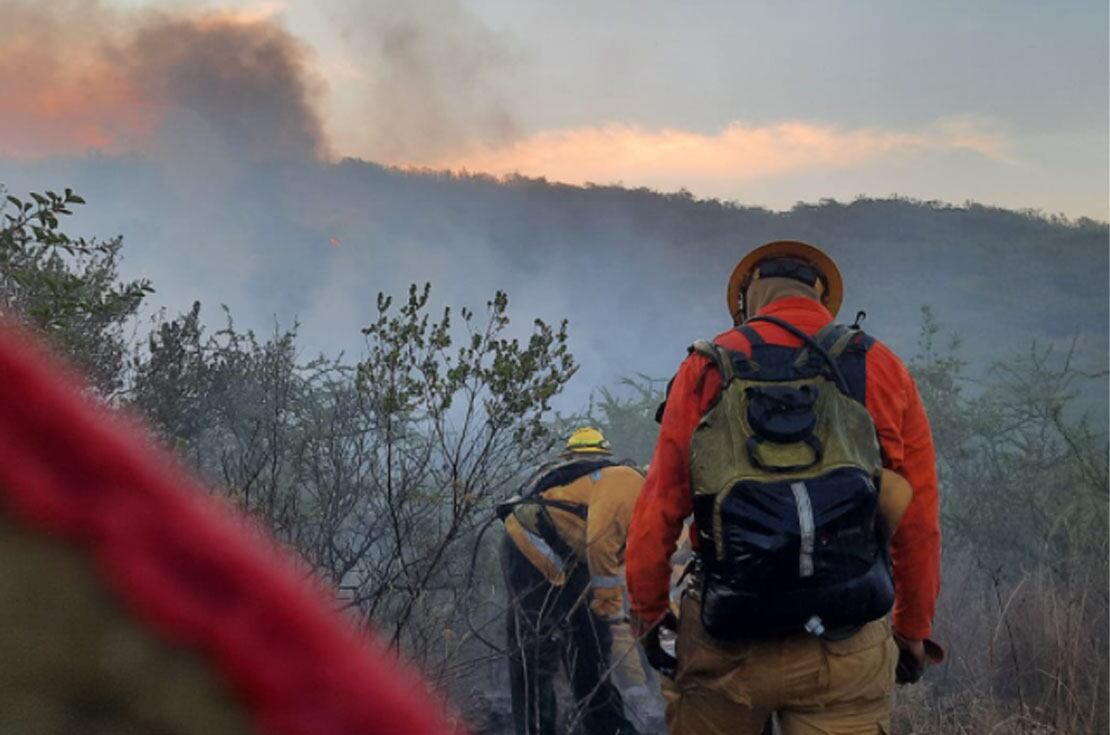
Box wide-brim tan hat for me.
[727,240,844,319]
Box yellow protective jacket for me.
[505,464,644,618]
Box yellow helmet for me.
[565,427,611,454]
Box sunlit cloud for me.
[401,118,1012,191]
[204,1,287,27]
[0,58,158,158]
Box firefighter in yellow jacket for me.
[499,428,643,735]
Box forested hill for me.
[2,156,1107,402]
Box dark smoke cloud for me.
[336,0,523,162]
[125,11,328,162]
[0,1,327,161]
[0,0,522,165]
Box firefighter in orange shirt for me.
[626,241,943,734]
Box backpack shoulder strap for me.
[811,323,875,405]
[533,496,589,520]
[655,339,727,424]
[689,338,736,384]
[523,460,641,523]
[523,456,615,499]
[499,456,612,523]
[689,338,718,359]
[736,325,765,347]
[809,323,848,359]
[746,315,851,395]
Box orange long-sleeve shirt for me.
[626,296,941,641]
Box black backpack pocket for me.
[746,385,817,443]
[698,467,894,640]
[744,385,824,472]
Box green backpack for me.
[687,314,894,640]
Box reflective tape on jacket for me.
[504,515,569,585]
[590,574,623,589]
[521,526,570,573]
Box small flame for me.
[329,237,341,248]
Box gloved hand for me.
[895,639,925,684]
[641,611,678,679]
[894,635,945,685]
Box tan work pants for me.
[666,596,896,735]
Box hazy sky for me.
[13,0,1110,219]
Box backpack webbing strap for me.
[794,324,851,367]
[499,454,613,523]
[502,490,590,568]
[813,322,843,350]
[821,325,857,360]
[746,315,852,396]
[736,325,765,347]
[529,497,589,520]
[533,505,579,568]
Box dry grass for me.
[893,543,1108,734]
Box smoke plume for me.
[0,1,327,161]
[334,0,523,163]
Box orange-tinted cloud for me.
[0,2,148,158]
[409,118,1010,190]
[0,1,325,160]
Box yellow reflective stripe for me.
[590,574,623,589]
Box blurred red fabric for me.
[0,322,458,735]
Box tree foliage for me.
[0,188,151,396]
[129,281,578,678]
[910,305,1108,561]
